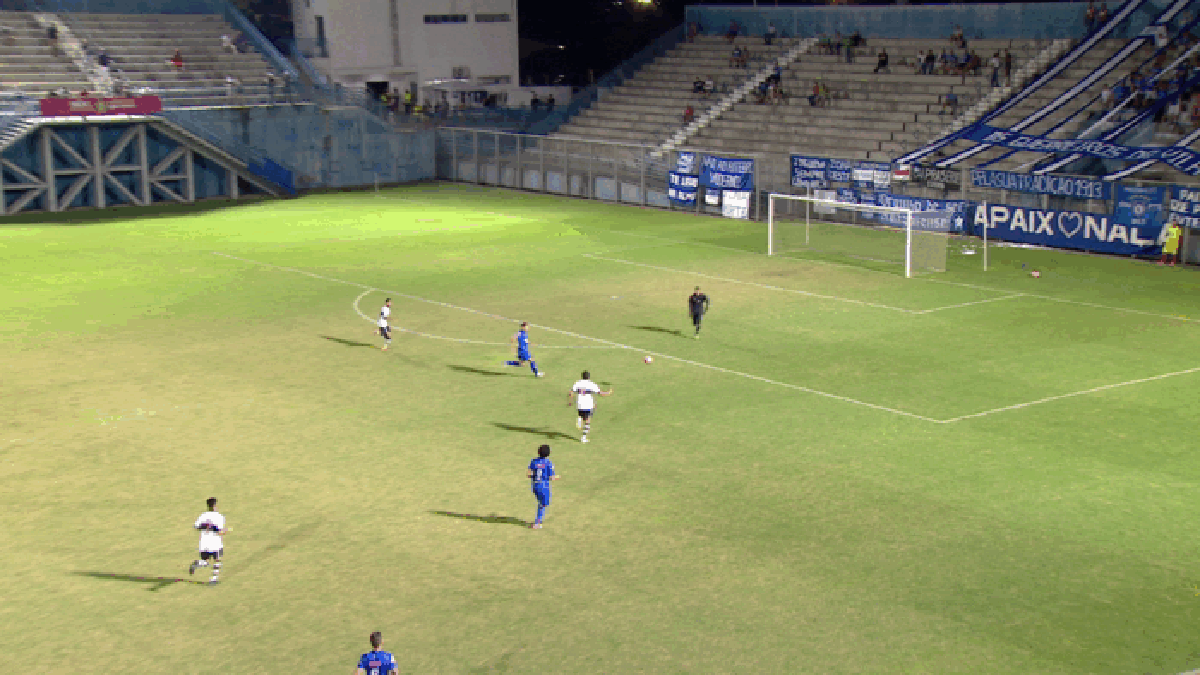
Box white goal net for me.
[767,193,957,277]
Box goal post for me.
[766,193,960,277]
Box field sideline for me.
[3,182,1200,673]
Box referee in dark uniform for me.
[688,286,710,339]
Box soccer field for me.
[5,182,1200,673]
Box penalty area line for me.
[216,251,942,423]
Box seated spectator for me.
[924,49,937,75]
[950,25,964,48]
[46,23,57,51]
[687,21,698,43]
[915,50,926,74]
[754,80,770,105]
[940,91,959,115]
[221,34,238,54]
[225,75,239,98]
[873,48,889,74]
[767,63,783,86]
[764,21,777,46]
[843,34,854,63]
[79,89,89,98]
[726,19,739,44]
[1154,24,1169,50]
[547,94,555,111]
[741,46,753,67]
[169,49,184,70]
[704,75,715,96]
[1100,85,1114,109]
[683,104,694,125]
[1113,79,1131,104]
[818,34,834,54]
[97,49,111,69]
[850,31,863,47]
[808,81,823,107]
[939,48,953,74]
[693,76,706,94]
[730,46,744,68]
[530,94,540,111]
[770,83,787,105]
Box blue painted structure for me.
[686,2,1159,41]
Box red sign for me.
[39,96,163,117]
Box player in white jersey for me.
[567,370,613,443]
[189,497,228,585]
[376,298,393,350]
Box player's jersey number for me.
[533,466,546,481]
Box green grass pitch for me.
[4,183,1200,673]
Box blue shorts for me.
[532,484,551,507]
[517,350,531,362]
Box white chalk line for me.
[915,294,1026,314]
[217,252,1200,424]
[216,251,942,423]
[571,225,1200,324]
[941,365,1200,423]
[582,254,921,313]
[349,289,614,349]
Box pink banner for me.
[39,96,163,117]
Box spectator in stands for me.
[1004,49,1013,83]
[1155,24,1170,51]
[46,23,57,55]
[170,49,184,70]
[693,76,706,94]
[266,71,277,103]
[1099,4,1109,25]
[221,34,238,54]
[403,89,413,114]
[808,81,823,107]
[924,50,936,75]
[79,89,89,99]
[0,25,13,48]
[704,75,715,96]
[990,52,1002,87]
[1113,78,1131,106]
[915,50,926,74]
[730,46,744,68]
[389,88,400,118]
[1085,1,1097,33]
[940,91,959,116]
[682,104,694,125]
[726,20,739,44]
[873,48,889,74]
[224,75,239,99]
[939,49,953,75]
[530,94,540,111]
[850,30,864,47]
[1101,84,1114,109]
[97,49,111,70]
[767,63,783,86]
[686,22,698,43]
[764,21,777,46]
[770,83,787,105]
[843,34,854,63]
[950,25,965,48]
[754,79,770,105]
[547,94,555,111]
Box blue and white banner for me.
[722,190,751,220]
[960,125,1200,175]
[1114,185,1166,230]
[676,151,697,175]
[667,171,698,205]
[852,162,891,190]
[970,168,1112,200]
[700,155,754,190]
[969,203,1167,255]
[828,159,855,183]
[1169,185,1200,228]
[790,155,828,188]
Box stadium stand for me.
[0,12,91,101]
[553,34,800,145]
[62,13,278,107]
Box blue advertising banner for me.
[1169,185,1200,228]
[1114,185,1166,230]
[828,159,855,183]
[790,155,828,188]
[700,155,754,190]
[968,203,1167,255]
[961,124,1200,176]
[852,162,890,190]
[676,151,697,175]
[668,171,698,205]
[969,168,1111,200]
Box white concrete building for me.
[290,0,520,107]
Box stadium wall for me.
[686,2,1157,41]
[163,106,435,190]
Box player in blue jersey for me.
[504,321,542,377]
[356,631,398,675]
[527,444,558,529]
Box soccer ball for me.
[643,356,653,364]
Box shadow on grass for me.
[430,510,528,527]
[449,364,516,377]
[73,571,208,592]
[321,335,376,348]
[491,422,576,441]
[629,325,685,338]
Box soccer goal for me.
[766,193,959,277]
